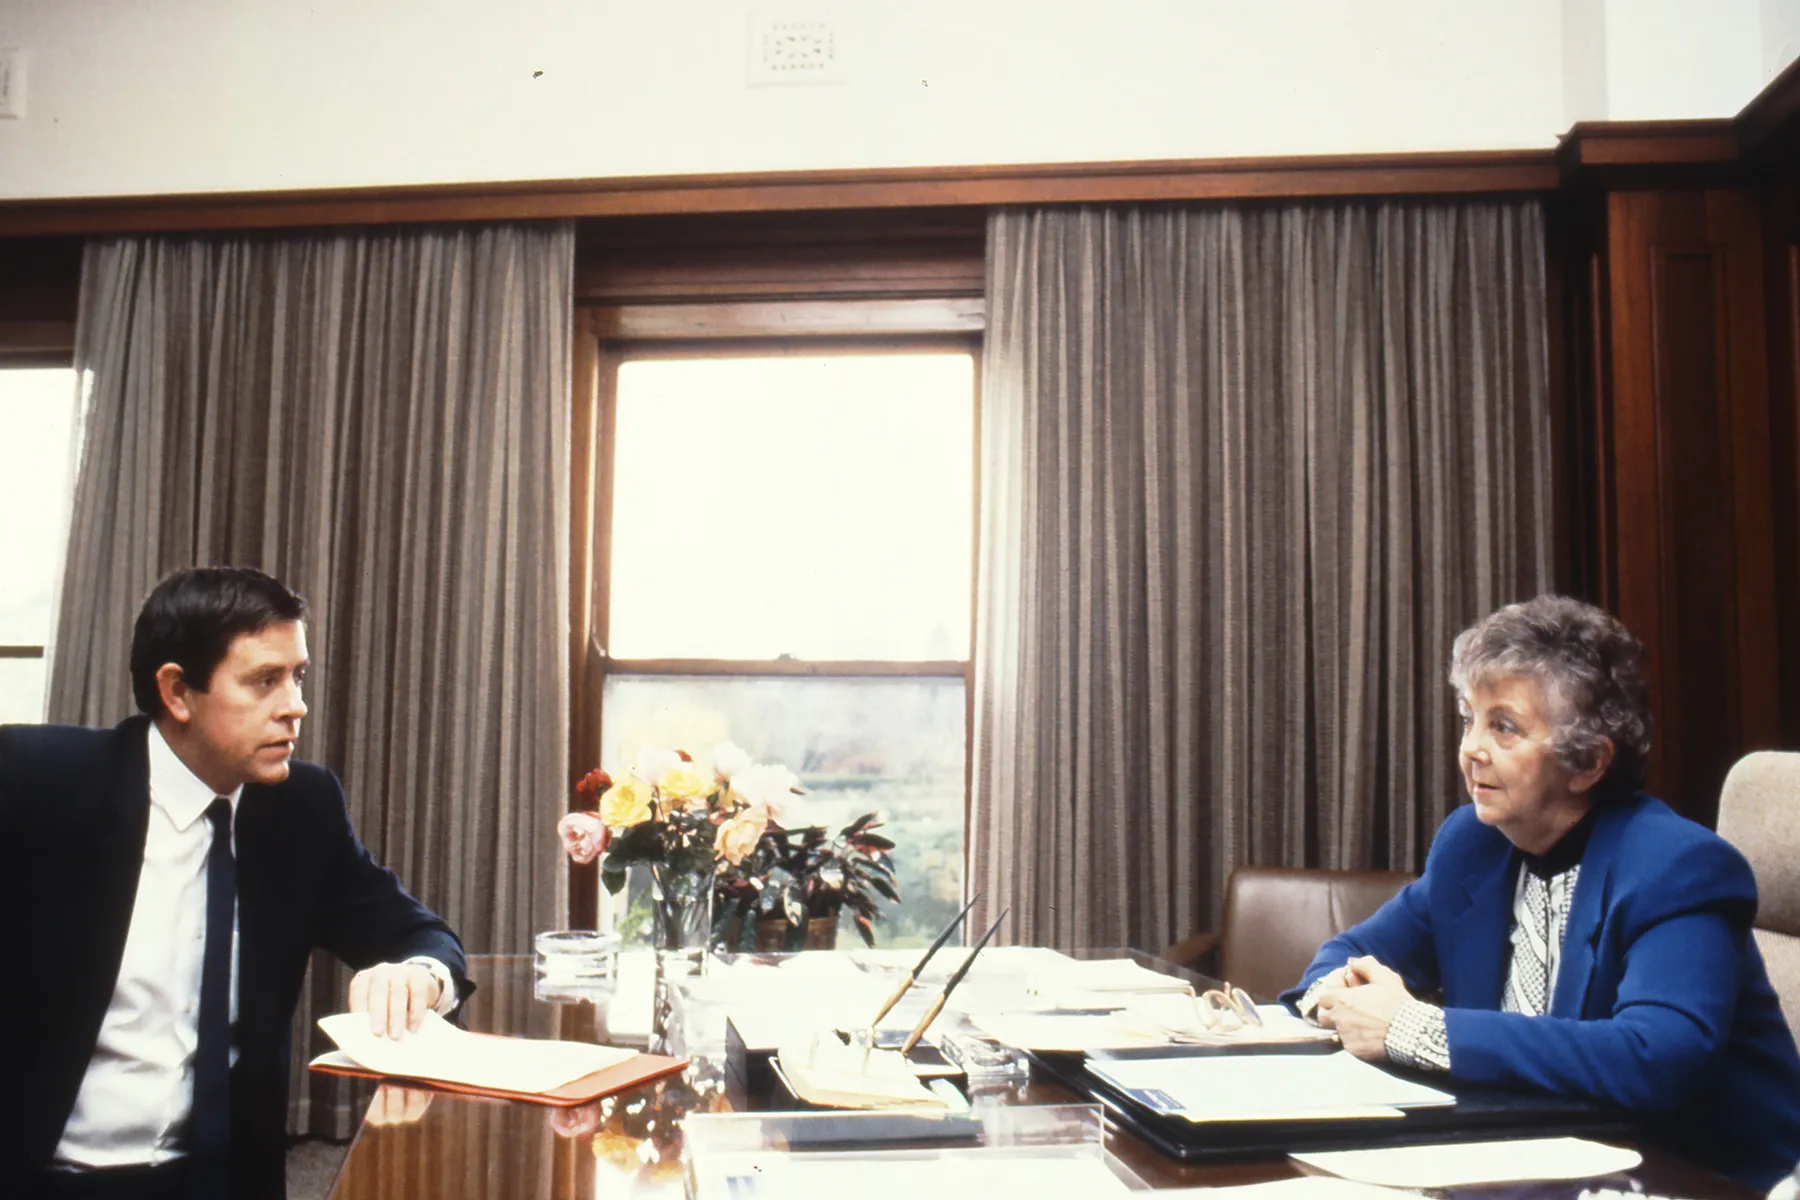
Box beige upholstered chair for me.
[1716,751,1800,1044]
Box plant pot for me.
[753,915,837,952]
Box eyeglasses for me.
[1197,983,1262,1031]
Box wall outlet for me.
[749,14,846,86]
[0,49,25,119]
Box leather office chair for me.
[1163,866,1415,1002]
[1716,751,1800,1044]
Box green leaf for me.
[601,867,627,895]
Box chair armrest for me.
[1161,930,1220,974]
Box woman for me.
[1285,595,1800,1188]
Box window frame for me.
[569,329,983,926]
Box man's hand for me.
[348,961,442,1039]
[1311,955,1412,1061]
[365,1085,434,1127]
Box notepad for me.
[316,1011,636,1095]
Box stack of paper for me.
[973,1002,1334,1052]
[1086,1051,1455,1123]
[773,1036,956,1110]
[1027,957,1196,1010]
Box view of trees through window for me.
[596,350,974,949]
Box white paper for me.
[1291,1137,1643,1188]
[316,1011,635,1094]
[971,1011,1172,1052]
[1086,1051,1454,1123]
[1029,957,1196,996]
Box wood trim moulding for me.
[1556,120,1741,185]
[0,150,1560,238]
[0,318,75,366]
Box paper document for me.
[1087,1050,1454,1123]
[317,1012,635,1095]
[1291,1138,1642,1188]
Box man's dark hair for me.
[130,567,308,718]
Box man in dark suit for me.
[0,567,472,1199]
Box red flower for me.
[675,749,693,763]
[574,768,612,810]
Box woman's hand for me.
[1312,955,1413,1060]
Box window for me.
[594,349,975,948]
[0,367,81,723]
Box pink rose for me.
[557,811,610,864]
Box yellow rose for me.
[599,776,654,827]
[715,808,769,866]
[657,765,713,811]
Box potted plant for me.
[714,812,902,951]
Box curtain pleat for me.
[51,223,575,1137]
[973,200,1552,954]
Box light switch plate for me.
[0,48,26,119]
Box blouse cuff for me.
[1385,998,1450,1072]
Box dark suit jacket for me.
[0,716,471,1198]
[1283,792,1800,1188]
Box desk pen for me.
[899,908,1008,1056]
[866,893,982,1030]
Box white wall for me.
[0,0,1783,202]
[0,0,1572,199]
[1762,0,1800,83]
[1603,0,1764,120]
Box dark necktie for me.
[189,798,236,1199]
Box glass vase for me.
[648,856,715,977]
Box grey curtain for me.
[52,222,574,1134]
[973,201,1552,954]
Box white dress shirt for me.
[55,723,453,1168]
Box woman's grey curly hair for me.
[1448,594,1652,794]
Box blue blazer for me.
[0,717,472,1198]
[1283,792,1800,1189]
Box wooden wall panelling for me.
[1601,187,1778,825]
[1764,168,1800,747]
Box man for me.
[0,568,473,1199]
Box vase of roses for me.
[557,742,801,975]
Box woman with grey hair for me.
[1283,595,1800,1188]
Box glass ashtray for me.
[534,929,621,986]
[938,1032,1031,1082]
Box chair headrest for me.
[1717,752,1800,937]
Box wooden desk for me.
[325,953,1757,1199]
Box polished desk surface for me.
[325,952,1757,1199]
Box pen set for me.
[860,895,1010,1056]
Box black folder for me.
[1029,1049,1636,1162]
